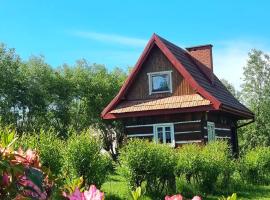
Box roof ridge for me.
[155,34,214,83]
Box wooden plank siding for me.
[123,112,238,151]
[123,112,203,126]
[125,45,195,100]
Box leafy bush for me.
[239,146,270,184]
[16,129,64,176]
[201,141,234,192]
[63,130,112,187]
[0,128,54,199]
[175,141,233,194]
[118,139,176,196]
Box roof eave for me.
[220,104,255,119]
[103,105,215,119]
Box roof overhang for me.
[103,105,215,119]
[220,104,255,120]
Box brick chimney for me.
[186,44,213,83]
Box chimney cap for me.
[186,44,213,51]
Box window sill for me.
[150,90,172,95]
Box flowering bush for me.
[64,185,104,200]
[165,194,202,200]
[17,129,64,176]
[0,128,53,199]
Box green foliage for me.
[0,126,17,148]
[240,49,270,149]
[118,139,176,196]
[0,43,127,142]
[16,129,64,176]
[221,79,240,100]
[0,127,53,199]
[63,130,112,187]
[239,146,270,184]
[62,176,85,195]
[130,186,144,200]
[219,193,237,200]
[175,141,233,194]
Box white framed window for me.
[153,123,175,147]
[147,71,172,95]
[207,121,216,141]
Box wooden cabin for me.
[101,34,254,153]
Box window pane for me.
[165,131,171,143]
[165,127,171,132]
[157,127,163,143]
[152,74,169,92]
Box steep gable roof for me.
[101,34,254,119]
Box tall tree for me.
[240,49,270,149]
[0,43,23,126]
[220,79,240,100]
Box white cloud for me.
[72,31,148,47]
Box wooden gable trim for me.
[101,35,156,118]
[101,34,221,119]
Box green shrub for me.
[176,177,201,198]
[239,146,270,184]
[175,141,233,194]
[201,141,234,192]
[16,129,64,176]
[63,130,112,187]
[118,139,176,196]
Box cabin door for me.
[154,124,175,146]
[207,121,216,141]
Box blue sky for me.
[1,0,270,89]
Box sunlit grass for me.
[102,174,270,200]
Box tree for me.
[220,79,240,100]
[0,43,23,127]
[240,49,270,149]
[0,42,127,152]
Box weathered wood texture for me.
[126,126,153,135]
[124,112,202,126]
[125,45,195,100]
[123,112,238,153]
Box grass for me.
[101,174,152,200]
[101,174,270,200]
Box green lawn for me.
[101,174,270,200]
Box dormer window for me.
[148,71,172,95]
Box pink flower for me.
[1,172,10,186]
[14,148,40,168]
[165,194,183,200]
[192,196,202,200]
[68,188,85,200]
[18,175,47,200]
[67,186,104,200]
[84,185,104,200]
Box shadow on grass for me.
[236,185,270,199]
[105,193,123,200]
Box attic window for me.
[148,71,172,95]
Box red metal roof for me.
[101,34,254,119]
